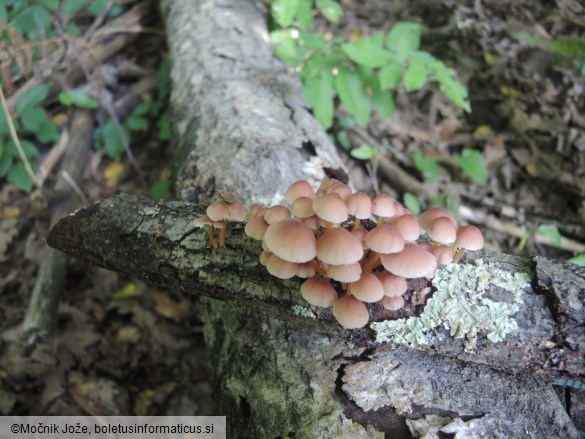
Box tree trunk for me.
[48,0,584,437]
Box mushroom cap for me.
[381,243,437,278]
[364,224,405,254]
[431,245,454,265]
[193,215,223,228]
[285,180,316,204]
[244,216,269,240]
[291,196,315,219]
[265,254,298,279]
[427,217,457,244]
[379,295,405,310]
[207,201,246,222]
[332,295,369,329]
[318,179,352,201]
[327,262,362,283]
[346,192,372,219]
[351,227,368,250]
[391,214,421,241]
[455,225,484,250]
[264,205,291,225]
[296,262,316,279]
[371,194,401,218]
[259,250,272,266]
[263,219,317,263]
[419,207,456,230]
[348,273,385,302]
[377,271,408,297]
[313,192,349,223]
[248,203,266,220]
[300,277,338,307]
[317,228,364,265]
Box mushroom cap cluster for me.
[242,179,485,329]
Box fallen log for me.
[48,0,584,437]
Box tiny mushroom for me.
[379,295,405,311]
[285,180,316,204]
[263,219,317,263]
[313,192,349,228]
[193,215,223,250]
[452,225,484,263]
[427,216,457,247]
[332,295,369,329]
[206,200,246,247]
[348,272,385,303]
[300,277,338,307]
[317,227,364,265]
[346,192,372,230]
[381,243,437,279]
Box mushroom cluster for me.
[242,179,484,329]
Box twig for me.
[0,85,39,189]
[61,170,89,207]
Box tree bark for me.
[48,0,584,437]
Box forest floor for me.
[0,0,584,418]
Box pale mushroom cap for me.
[371,194,400,217]
[318,179,352,201]
[346,192,372,219]
[348,273,385,302]
[427,217,457,244]
[432,245,454,265]
[379,295,405,311]
[351,227,368,250]
[248,203,266,220]
[193,215,223,228]
[332,295,369,329]
[317,228,364,265]
[296,262,316,279]
[364,224,405,254]
[207,202,231,221]
[300,277,338,307]
[378,271,408,297]
[291,196,315,219]
[391,214,421,241]
[327,262,362,283]
[266,254,298,279]
[263,219,317,263]
[313,192,349,223]
[264,205,291,225]
[455,225,484,250]
[285,180,316,204]
[381,243,437,278]
[259,250,272,266]
[419,207,456,230]
[245,216,269,240]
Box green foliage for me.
[58,89,99,109]
[452,148,488,184]
[536,224,562,247]
[403,192,420,215]
[350,143,377,160]
[269,0,470,132]
[568,253,585,266]
[412,149,439,183]
[150,179,170,199]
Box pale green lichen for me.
[292,305,316,319]
[371,260,530,350]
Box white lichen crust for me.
[292,305,317,319]
[371,260,530,350]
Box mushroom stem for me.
[377,216,383,225]
[362,251,382,272]
[310,259,328,277]
[453,247,465,263]
[326,221,333,230]
[207,225,218,250]
[219,220,228,247]
[352,218,361,231]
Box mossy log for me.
[48,0,584,437]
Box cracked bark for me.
[48,0,584,437]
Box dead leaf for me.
[153,291,190,321]
[69,372,130,416]
[104,161,125,188]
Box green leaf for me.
[62,0,85,16]
[403,61,428,91]
[567,253,585,266]
[97,120,128,161]
[548,37,585,59]
[67,22,81,36]
[335,67,370,127]
[58,89,99,108]
[298,31,327,51]
[270,29,301,65]
[350,143,378,160]
[12,7,36,33]
[7,162,34,192]
[338,116,355,129]
[403,192,420,215]
[0,155,13,178]
[0,107,11,135]
[379,63,403,90]
[7,140,38,159]
[359,66,394,118]
[36,119,60,143]
[336,130,351,151]
[412,149,439,183]
[271,0,298,28]
[316,0,343,24]
[20,106,47,132]
[341,36,392,68]
[157,112,170,141]
[296,0,313,30]
[0,4,7,22]
[452,148,488,184]
[537,224,562,247]
[32,4,52,29]
[17,84,49,113]
[300,52,346,81]
[150,179,170,199]
[42,0,60,10]
[304,72,335,129]
[132,101,152,116]
[88,0,108,15]
[436,70,471,112]
[386,22,422,61]
[125,116,148,131]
